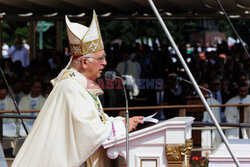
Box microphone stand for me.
[148,0,240,166]
[181,78,212,98]
[0,66,29,135]
[116,76,130,167]
[181,78,216,147]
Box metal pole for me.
[0,67,29,135]
[148,0,240,166]
[117,76,129,167]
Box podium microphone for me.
[105,71,130,167]
[105,71,117,80]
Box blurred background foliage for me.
[1,19,249,49]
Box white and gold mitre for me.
[65,11,104,57]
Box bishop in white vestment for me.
[12,11,143,167]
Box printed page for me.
[142,113,159,124]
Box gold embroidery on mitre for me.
[70,44,83,56]
[80,11,104,55]
[82,39,104,55]
[66,11,104,57]
[69,39,103,56]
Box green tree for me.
[2,18,249,50]
[2,20,29,46]
[218,19,250,45]
[99,19,200,46]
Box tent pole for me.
[147,0,240,166]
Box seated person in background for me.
[209,77,230,104]
[225,83,250,139]
[199,82,222,156]
[0,85,16,136]
[0,84,17,157]
[116,51,139,100]
[12,79,25,104]
[18,80,46,133]
[19,80,46,111]
[163,73,184,119]
[237,72,249,87]
[209,77,230,122]
[13,80,47,156]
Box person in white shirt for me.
[116,51,140,99]
[12,79,25,104]
[116,52,139,82]
[19,80,46,110]
[2,42,9,59]
[225,83,250,139]
[18,80,46,134]
[200,83,222,156]
[22,40,30,53]
[0,85,16,136]
[8,37,30,67]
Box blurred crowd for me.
[0,38,249,142]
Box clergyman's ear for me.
[81,58,89,69]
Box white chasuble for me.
[12,68,125,167]
[225,95,250,139]
[201,97,221,156]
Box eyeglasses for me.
[86,55,106,63]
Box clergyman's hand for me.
[123,116,144,132]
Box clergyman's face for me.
[31,81,42,97]
[0,89,8,100]
[238,86,248,99]
[200,83,209,96]
[86,50,107,80]
[210,79,221,92]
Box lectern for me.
[186,96,205,154]
[103,117,194,167]
[209,139,250,167]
